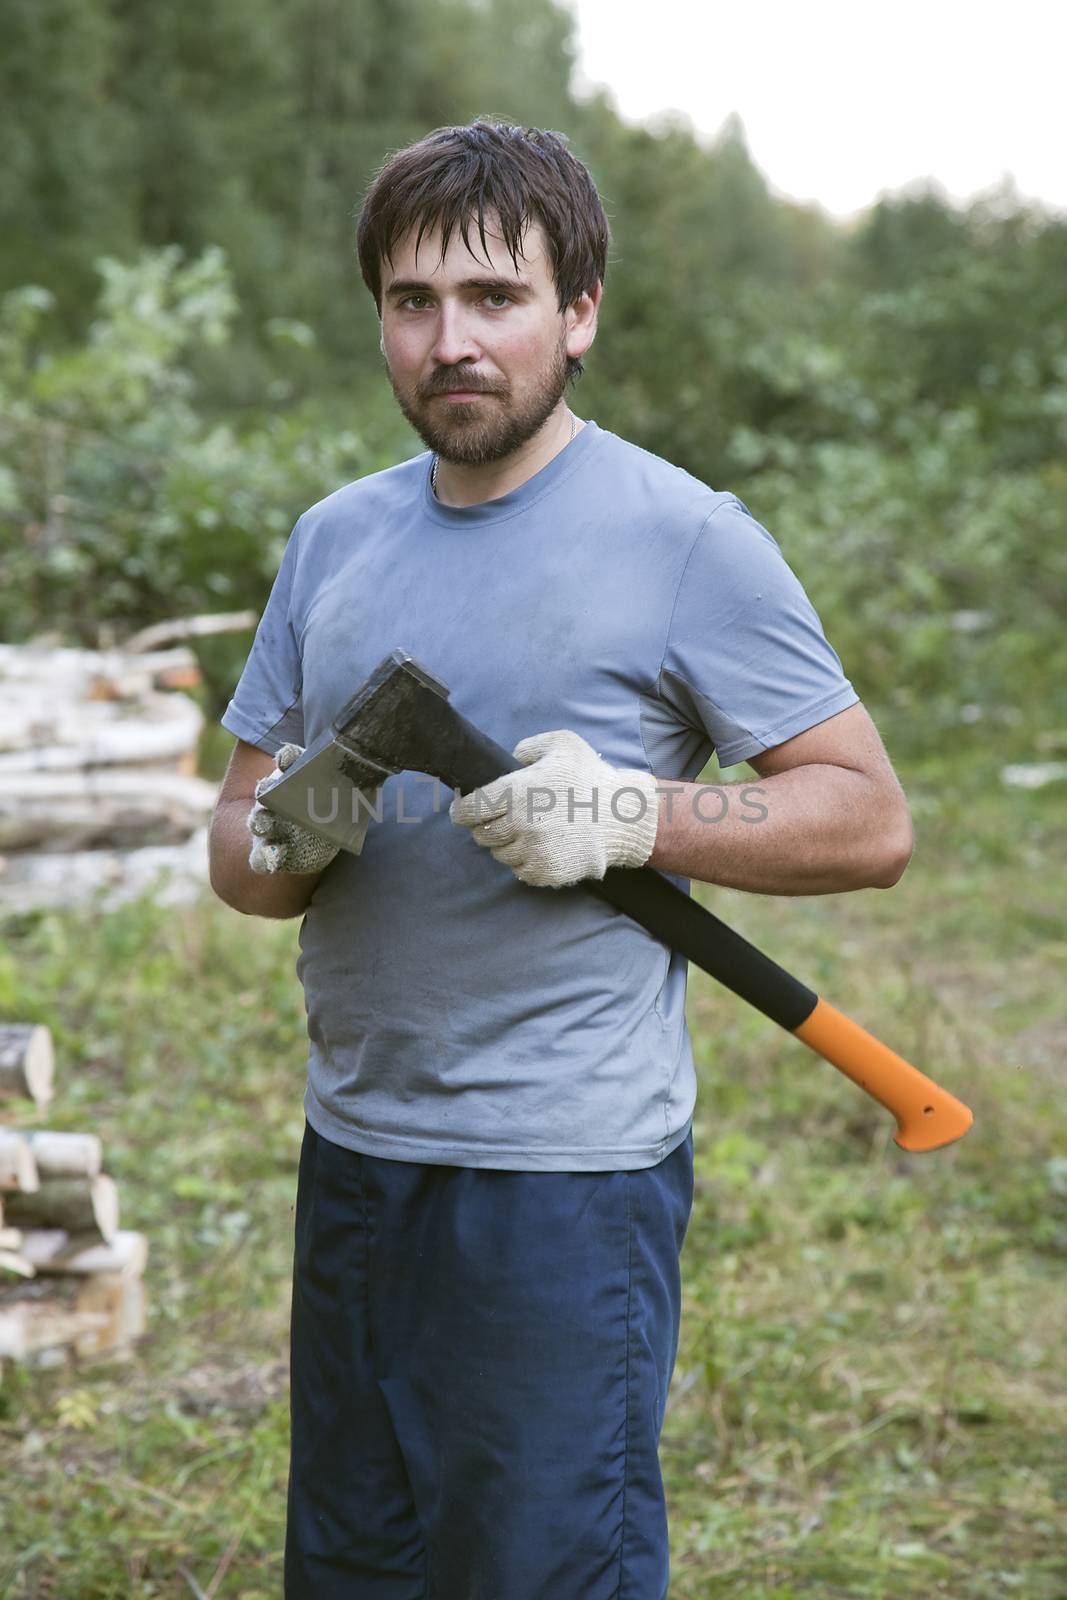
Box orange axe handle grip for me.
[793,997,974,1152]
[589,863,974,1153]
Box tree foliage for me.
[0,0,1063,760]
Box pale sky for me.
[565,0,1067,221]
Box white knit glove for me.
[246,743,341,876]
[449,729,660,889]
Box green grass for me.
[1,755,1064,1598]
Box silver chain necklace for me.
[431,411,578,497]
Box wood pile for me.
[0,612,254,916]
[0,1022,148,1366]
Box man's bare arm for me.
[208,739,328,919]
[646,703,914,896]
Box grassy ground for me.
[0,754,1064,1598]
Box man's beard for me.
[384,335,570,468]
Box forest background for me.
[0,1,1064,1596]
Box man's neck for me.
[432,408,582,508]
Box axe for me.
[261,649,974,1154]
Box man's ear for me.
[566,281,602,362]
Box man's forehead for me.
[387,213,549,284]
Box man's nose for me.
[429,303,481,367]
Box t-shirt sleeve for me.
[657,494,859,768]
[220,518,306,755]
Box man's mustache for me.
[424,378,499,396]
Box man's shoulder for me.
[593,427,744,541]
[298,451,427,529]
[595,426,709,492]
[590,435,791,586]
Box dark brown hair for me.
[355,116,610,381]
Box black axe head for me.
[332,650,454,789]
[257,649,514,853]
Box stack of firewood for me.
[0,611,255,916]
[0,1022,148,1365]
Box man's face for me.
[378,212,598,467]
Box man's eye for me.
[484,293,511,308]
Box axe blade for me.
[256,651,449,853]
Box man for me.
[209,118,912,1599]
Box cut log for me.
[24,1131,102,1179]
[0,769,217,851]
[0,690,203,772]
[88,647,203,696]
[0,1024,54,1108]
[0,641,202,702]
[0,747,201,779]
[0,1228,23,1250]
[123,610,257,654]
[73,1273,146,1361]
[20,1229,146,1278]
[0,1131,40,1193]
[0,1299,108,1359]
[4,1174,118,1244]
[0,827,210,917]
[0,1251,34,1278]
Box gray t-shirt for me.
[221,420,858,1170]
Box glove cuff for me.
[603,767,660,870]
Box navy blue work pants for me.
[284,1120,694,1599]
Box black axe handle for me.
[347,660,972,1154]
